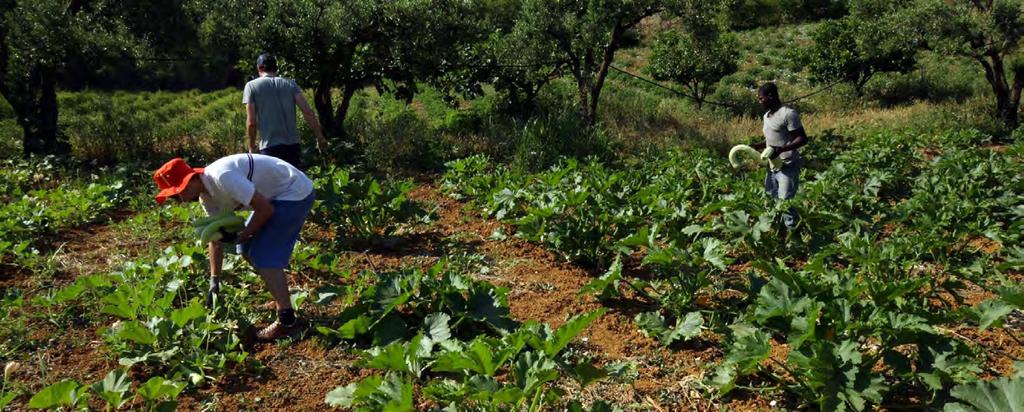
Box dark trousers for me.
[260,143,302,170]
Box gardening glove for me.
[206,277,221,307]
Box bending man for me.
[153,153,314,341]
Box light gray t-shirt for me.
[199,153,313,215]
[762,106,803,162]
[242,75,302,149]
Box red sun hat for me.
[153,158,204,204]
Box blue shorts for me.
[238,193,314,269]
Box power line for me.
[608,64,740,108]
[608,64,843,109]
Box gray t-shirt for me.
[762,106,803,162]
[242,75,301,149]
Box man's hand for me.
[206,277,221,307]
[315,136,330,159]
[761,146,779,160]
[236,230,256,244]
[249,142,259,154]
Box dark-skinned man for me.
[750,83,808,235]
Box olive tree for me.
[646,29,739,110]
[804,1,918,96]
[195,0,473,139]
[0,0,138,156]
[916,0,1024,128]
[515,0,666,126]
[482,16,566,117]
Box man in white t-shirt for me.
[750,83,808,233]
[153,154,315,341]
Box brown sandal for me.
[256,320,298,342]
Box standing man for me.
[751,82,808,233]
[243,53,329,169]
[153,153,315,341]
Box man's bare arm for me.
[294,92,328,155]
[209,241,224,278]
[779,128,808,153]
[237,192,275,244]
[246,103,258,153]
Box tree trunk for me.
[1010,63,1023,131]
[585,24,623,127]
[572,61,591,125]
[980,53,1018,129]
[21,65,67,156]
[313,84,336,138]
[333,83,358,139]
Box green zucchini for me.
[192,211,235,228]
[729,144,785,170]
[197,214,246,243]
[729,145,760,168]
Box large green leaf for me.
[325,375,383,408]
[325,374,412,411]
[787,300,824,348]
[635,311,703,346]
[338,315,373,339]
[364,341,410,374]
[469,285,517,333]
[754,278,813,323]
[788,340,885,412]
[512,351,559,395]
[945,377,1024,412]
[571,362,609,388]
[423,312,452,344]
[970,299,1015,330]
[529,309,606,358]
[136,377,183,403]
[373,315,409,347]
[725,324,772,374]
[579,256,622,299]
[169,300,206,328]
[114,321,157,345]
[434,339,496,376]
[28,380,83,409]
[91,368,132,409]
[0,392,14,410]
[699,238,730,270]
[376,373,414,412]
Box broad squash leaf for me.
[945,377,1024,412]
[27,379,83,409]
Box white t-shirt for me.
[199,153,313,215]
[762,106,803,161]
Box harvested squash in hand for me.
[195,213,245,243]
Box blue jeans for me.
[764,160,801,230]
